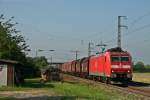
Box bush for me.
[133,61,150,73]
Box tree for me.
[0,14,28,63]
[134,61,145,72]
[0,14,49,77]
[23,56,49,77]
[32,56,49,69]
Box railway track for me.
[127,86,150,98]
[62,74,150,99]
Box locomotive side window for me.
[121,56,129,62]
[111,56,120,62]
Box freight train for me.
[61,47,133,84]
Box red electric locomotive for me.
[89,47,132,83]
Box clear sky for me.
[0,0,150,64]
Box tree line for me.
[0,14,49,78]
[133,61,150,73]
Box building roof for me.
[0,59,18,64]
[48,62,63,64]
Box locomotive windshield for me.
[111,56,129,62]
[121,56,129,62]
[111,56,120,62]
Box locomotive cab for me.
[110,51,132,82]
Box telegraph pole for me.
[35,49,44,57]
[88,42,94,57]
[88,42,91,57]
[118,16,127,48]
[50,56,52,64]
[71,50,79,60]
[48,49,55,65]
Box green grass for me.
[50,82,116,100]
[0,97,16,100]
[0,86,25,91]
[0,78,53,91]
[0,78,44,91]
[0,78,142,100]
[48,81,140,100]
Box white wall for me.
[0,65,7,86]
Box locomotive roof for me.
[109,52,130,55]
[106,47,130,55]
[107,47,124,52]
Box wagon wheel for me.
[106,77,111,84]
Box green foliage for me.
[0,14,28,63]
[26,56,48,69]
[133,61,150,73]
[23,56,49,78]
[0,14,50,78]
[0,14,42,78]
[32,56,49,69]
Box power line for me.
[105,23,150,47]
[104,12,150,46]
[85,17,118,39]
[129,12,150,28]
[125,24,150,36]
[127,38,150,46]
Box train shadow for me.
[128,81,150,87]
[112,83,128,87]
[111,81,150,88]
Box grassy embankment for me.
[0,78,142,100]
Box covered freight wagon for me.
[71,60,77,75]
[81,57,89,78]
[75,59,81,76]
[62,62,72,74]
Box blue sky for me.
[0,0,150,64]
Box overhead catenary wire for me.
[73,18,118,47]
[104,24,150,48]
[125,24,150,36]
[21,11,150,61]
[129,12,150,28]
[104,12,150,46]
